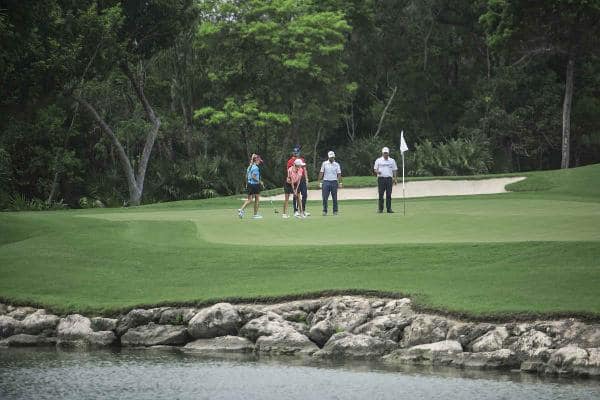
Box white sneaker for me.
[294,211,300,217]
[252,214,263,219]
[282,214,289,219]
[237,209,244,219]
[304,211,311,216]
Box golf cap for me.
[294,158,306,166]
[381,147,390,154]
[292,146,301,155]
[328,151,335,158]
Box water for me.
[1,348,599,400]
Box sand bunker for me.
[264,177,526,201]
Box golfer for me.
[282,146,310,218]
[287,158,307,218]
[238,154,264,219]
[373,147,398,213]
[317,151,342,216]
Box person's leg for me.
[331,181,339,213]
[377,177,385,212]
[292,190,298,213]
[283,193,289,215]
[300,180,308,213]
[322,181,329,214]
[385,178,394,212]
[254,193,260,215]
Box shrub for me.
[411,138,492,176]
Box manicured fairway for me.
[0,165,599,317]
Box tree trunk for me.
[373,86,397,138]
[561,57,574,169]
[75,62,160,206]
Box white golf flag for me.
[400,131,409,153]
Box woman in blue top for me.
[238,154,263,219]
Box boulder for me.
[159,308,197,325]
[290,322,309,337]
[7,306,36,321]
[308,320,336,347]
[91,317,118,332]
[115,308,167,336]
[375,298,413,317]
[262,299,324,316]
[184,336,255,354]
[534,319,595,347]
[120,323,189,347]
[21,310,60,335]
[314,332,397,359]
[547,345,589,374]
[401,315,450,347]
[453,349,520,369]
[0,303,8,315]
[446,323,495,347]
[469,327,509,352]
[57,314,116,347]
[0,334,57,347]
[584,348,600,376]
[240,312,293,342]
[281,310,308,323]
[188,303,241,339]
[0,315,22,338]
[309,297,372,345]
[236,305,266,324]
[383,340,462,366]
[353,314,412,342]
[255,330,319,356]
[509,329,552,360]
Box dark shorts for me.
[247,183,261,195]
[284,181,294,194]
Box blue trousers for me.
[322,180,339,213]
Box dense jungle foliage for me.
[1,0,599,208]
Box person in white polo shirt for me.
[317,151,342,216]
[373,147,398,213]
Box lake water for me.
[1,348,599,400]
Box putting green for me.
[84,197,600,245]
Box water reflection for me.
[1,347,599,400]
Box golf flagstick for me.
[399,131,409,216]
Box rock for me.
[91,317,118,332]
[308,320,336,347]
[115,308,167,336]
[0,315,22,338]
[520,361,546,373]
[453,349,520,369]
[0,303,8,315]
[401,315,450,347]
[184,336,255,354]
[159,308,197,325]
[509,329,552,360]
[469,327,509,352]
[281,310,308,323]
[290,322,309,337]
[383,340,462,366]
[188,303,241,339]
[314,332,397,359]
[0,334,57,347]
[309,297,372,345]
[21,310,60,335]
[255,330,319,356]
[240,312,296,341]
[7,306,36,321]
[263,299,324,315]
[534,319,592,348]
[377,298,413,317]
[576,325,600,348]
[57,314,116,347]
[585,348,600,376]
[353,314,412,342]
[446,323,495,347]
[236,305,266,324]
[547,345,589,374]
[120,323,189,347]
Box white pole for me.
[402,152,406,216]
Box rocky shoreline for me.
[1,296,599,378]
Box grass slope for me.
[0,164,599,317]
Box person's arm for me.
[373,159,379,176]
[337,163,342,187]
[392,160,398,184]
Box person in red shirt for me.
[282,146,310,218]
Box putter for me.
[270,196,278,213]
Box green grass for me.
[1,164,599,318]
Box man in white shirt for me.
[317,151,342,216]
[373,147,398,213]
